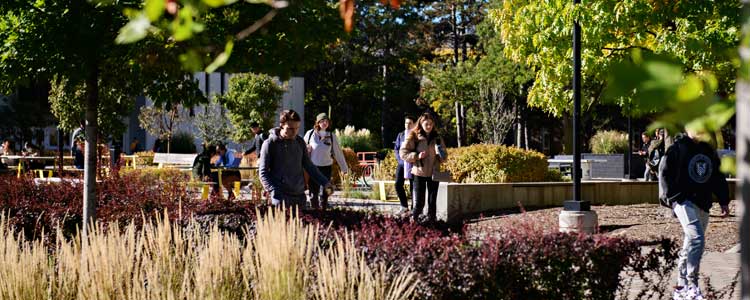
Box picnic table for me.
[547,158,607,180]
[211,166,259,198]
[1,155,59,178]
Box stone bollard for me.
[559,210,598,234]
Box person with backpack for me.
[303,113,349,210]
[259,110,332,208]
[658,129,730,300]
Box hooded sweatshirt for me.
[259,128,329,196]
[658,134,729,212]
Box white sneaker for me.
[685,285,705,300]
[672,286,686,300]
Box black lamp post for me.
[564,0,589,212]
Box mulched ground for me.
[466,200,741,252]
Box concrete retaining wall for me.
[436,179,737,222]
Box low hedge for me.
[375,145,550,183]
[443,144,548,183]
[373,151,398,181]
[331,148,363,186]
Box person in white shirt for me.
[303,113,349,210]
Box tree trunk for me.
[738,3,750,297]
[451,4,464,147]
[735,0,750,300]
[82,66,99,239]
[381,64,387,148]
[739,68,750,300]
[455,101,463,147]
[524,117,529,150]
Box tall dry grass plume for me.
[0,209,417,300]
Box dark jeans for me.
[309,165,332,209]
[412,176,438,221]
[73,147,84,169]
[395,164,413,208]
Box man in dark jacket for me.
[394,114,416,213]
[259,110,331,207]
[243,122,266,159]
[192,144,215,182]
[658,130,730,300]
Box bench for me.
[152,153,198,169]
[547,158,607,180]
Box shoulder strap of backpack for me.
[305,129,313,144]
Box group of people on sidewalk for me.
[251,109,447,224]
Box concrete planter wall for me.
[553,154,624,179]
[436,179,737,223]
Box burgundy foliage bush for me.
[0,173,678,299]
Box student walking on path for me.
[303,113,349,210]
[394,114,417,214]
[259,110,332,208]
[658,129,730,300]
[399,112,447,223]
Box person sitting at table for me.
[192,144,215,182]
[0,139,15,169]
[23,142,46,170]
[214,143,242,200]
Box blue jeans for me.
[673,200,710,287]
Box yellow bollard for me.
[379,181,387,201]
[48,170,53,178]
[218,169,223,191]
[16,162,23,178]
[37,170,44,179]
[201,184,209,200]
[234,181,241,199]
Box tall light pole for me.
[560,0,597,233]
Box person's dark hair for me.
[404,114,416,122]
[279,109,301,125]
[641,131,650,137]
[411,112,439,142]
[203,144,216,156]
[216,143,228,152]
[250,122,260,128]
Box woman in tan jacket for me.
[399,112,447,222]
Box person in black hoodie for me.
[658,129,730,300]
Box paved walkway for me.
[620,249,740,299]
